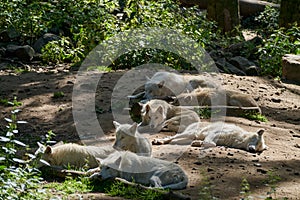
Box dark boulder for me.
[33,33,61,53]
[6,44,35,61]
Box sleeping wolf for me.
[144,71,218,100]
[153,122,267,153]
[174,88,261,113]
[90,151,188,190]
[36,121,152,168]
[138,99,200,133]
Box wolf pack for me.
[36,71,267,191]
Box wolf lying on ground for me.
[174,88,261,112]
[138,99,200,133]
[36,121,152,169]
[153,122,267,153]
[90,151,188,190]
[144,71,218,100]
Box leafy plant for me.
[263,170,282,199]
[45,176,93,195]
[242,111,268,122]
[105,180,164,200]
[0,99,51,199]
[41,36,84,64]
[52,91,65,98]
[194,107,220,119]
[240,178,251,199]
[198,169,217,200]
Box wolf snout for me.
[248,145,257,153]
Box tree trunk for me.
[207,0,240,33]
[279,0,300,28]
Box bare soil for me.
[0,64,300,199]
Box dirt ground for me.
[0,64,300,199]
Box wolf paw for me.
[152,139,165,145]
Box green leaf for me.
[0,136,10,142]
[12,139,26,147]
[13,158,27,164]
[17,120,27,124]
[4,118,12,122]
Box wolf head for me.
[247,129,268,153]
[144,81,165,100]
[113,121,152,156]
[113,121,138,151]
[140,103,166,132]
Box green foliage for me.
[198,170,217,200]
[255,6,280,36]
[45,176,93,195]
[0,100,51,199]
[52,91,65,98]
[240,178,251,199]
[41,37,84,64]
[242,111,268,122]
[1,0,222,66]
[194,107,220,119]
[105,180,164,200]
[254,6,300,76]
[263,170,282,199]
[257,24,300,76]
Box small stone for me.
[271,98,281,103]
[207,168,214,172]
[257,168,267,174]
[254,163,262,167]
[194,161,202,165]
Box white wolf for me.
[138,99,200,133]
[36,121,152,169]
[144,71,217,100]
[35,142,115,169]
[174,88,261,112]
[153,122,267,153]
[90,151,188,190]
[113,121,152,157]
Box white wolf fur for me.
[174,88,261,113]
[90,151,188,190]
[139,99,200,133]
[36,142,115,168]
[113,121,152,157]
[153,122,267,153]
[144,71,217,100]
[36,121,152,168]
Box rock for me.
[6,44,35,61]
[229,56,259,76]
[282,54,300,82]
[224,62,246,76]
[0,28,21,42]
[253,163,262,167]
[33,33,61,53]
[271,98,281,103]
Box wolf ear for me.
[257,129,265,136]
[145,104,151,113]
[37,142,45,148]
[113,121,121,129]
[156,106,164,115]
[96,158,103,166]
[130,123,138,134]
[158,81,164,88]
[146,75,151,81]
[45,146,52,154]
